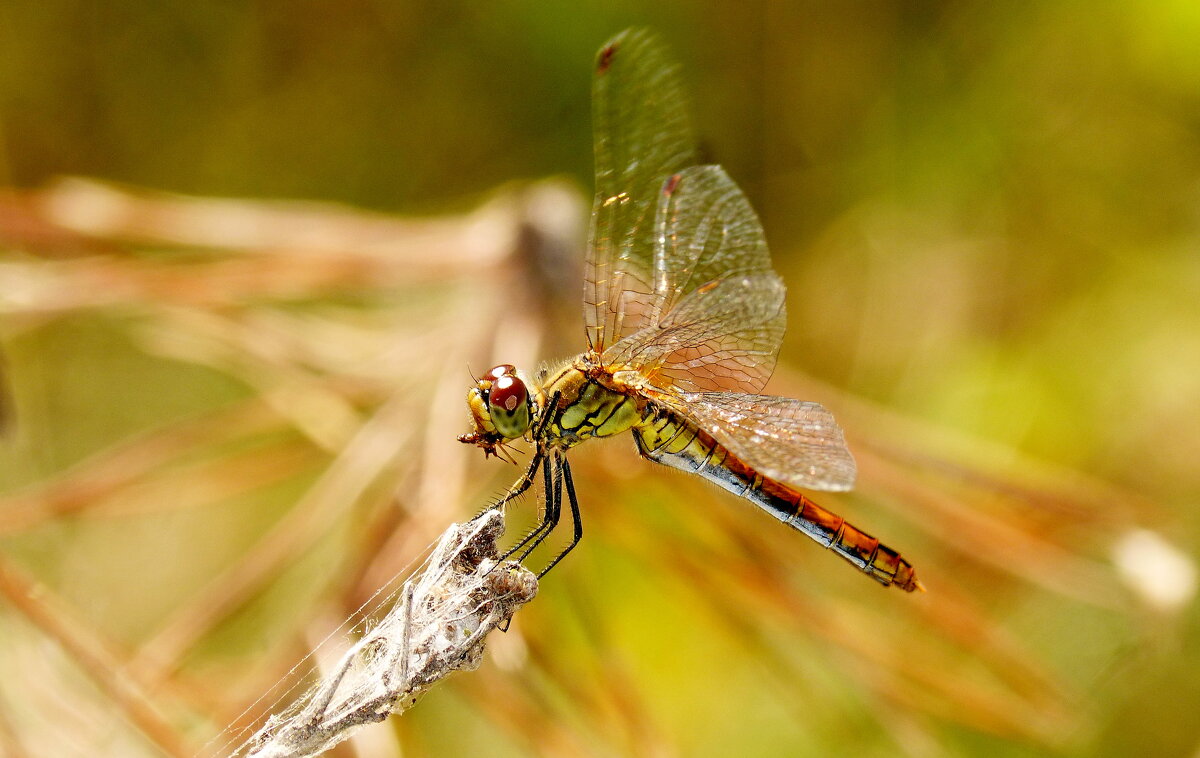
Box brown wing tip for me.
[597,41,619,74]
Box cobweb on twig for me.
[229,509,537,758]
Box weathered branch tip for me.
[240,509,537,758]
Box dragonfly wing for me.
[679,391,857,491]
[603,165,786,392]
[585,29,697,353]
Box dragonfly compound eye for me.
[487,373,531,439]
[484,364,516,382]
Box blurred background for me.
[2,1,1199,756]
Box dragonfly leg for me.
[533,390,561,436]
[537,456,582,578]
[497,391,567,563]
[489,448,544,561]
[504,450,559,563]
[491,446,543,512]
[513,453,562,562]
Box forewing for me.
[603,166,786,392]
[680,392,857,491]
[585,29,697,352]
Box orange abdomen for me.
[632,408,919,592]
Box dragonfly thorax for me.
[458,364,537,458]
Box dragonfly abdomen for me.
[633,409,919,592]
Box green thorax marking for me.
[546,370,640,446]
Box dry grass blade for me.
[778,367,1156,529]
[0,399,286,534]
[37,177,518,266]
[854,444,1120,606]
[0,702,31,758]
[130,391,415,685]
[458,666,603,758]
[581,456,1088,748]
[0,556,191,758]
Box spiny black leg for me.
[495,390,563,565]
[492,447,543,511]
[494,446,546,562]
[535,391,561,436]
[538,456,582,578]
[516,451,562,562]
[501,449,555,559]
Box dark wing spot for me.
[697,279,721,294]
[597,42,619,74]
[663,173,683,196]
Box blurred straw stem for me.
[0,556,192,758]
[128,390,416,686]
[0,176,576,317]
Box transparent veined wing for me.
[602,165,786,393]
[676,392,857,491]
[585,28,697,353]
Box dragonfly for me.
[459,29,920,592]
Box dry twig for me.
[238,509,537,758]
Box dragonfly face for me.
[458,29,920,590]
[459,364,538,458]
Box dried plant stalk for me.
[240,509,537,758]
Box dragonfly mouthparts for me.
[458,430,495,448]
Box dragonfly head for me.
[458,364,534,458]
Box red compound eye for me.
[484,364,516,382]
[489,374,527,413]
